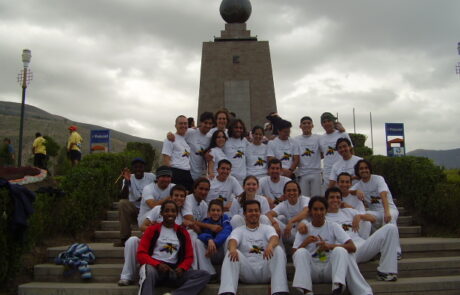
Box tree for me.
[349,133,373,157]
[124,142,157,171]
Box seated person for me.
[136,200,210,295]
[218,200,289,295]
[258,159,291,209]
[207,159,243,211]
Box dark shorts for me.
[34,153,47,169]
[171,167,194,193]
[69,150,82,161]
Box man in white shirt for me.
[318,112,352,193]
[116,158,155,247]
[295,116,322,197]
[218,200,289,295]
[162,115,194,192]
[208,159,243,211]
[258,159,291,208]
[329,138,362,187]
[267,119,299,178]
[137,166,175,227]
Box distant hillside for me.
[0,101,162,163]
[407,148,460,169]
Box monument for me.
[197,0,277,128]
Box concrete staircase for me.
[19,202,460,295]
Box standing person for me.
[292,197,373,295]
[267,119,300,179]
[224,119,249,184]
[318,112,351,192]
[188,117,195,129]
[137,166,175,227]
[115,158,155,247]
[67,125,83,166]
[207,130,228,179]
[295,116,322,197]
[207,159,243,212]
[3,138,15,166]
[258,159,291,208]
[325,187,399,281]
[162,115,194,192]
[245,126,268,179]
[208,109,230,136]
[329,138,362,187]
[32,132,47,170]
[229,175,271,228]
[218,200,290,295]
[136,200,211,295]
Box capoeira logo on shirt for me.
[302,148,314,157]
[274,196,282,205]
[326,146,335,156]
[342,224,352,231]
[281,152,292,161]
[195,147,205,156]
[370,196,380,204]
[160,243,178,254]
[249,245,264,254]
[233,150,244,158]
[217,195,227,202]
[182,149,190,158]
[254,157,266,166]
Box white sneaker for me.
[117,279,132,286]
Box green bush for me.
[349,133,367,148]
[125,142,156,171]
[354,146,373,157]
[43,136,60,157]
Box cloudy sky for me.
[1,0,459,155]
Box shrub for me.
[124,142,157,171]
[43,136,60,157]
[349,133,367,148]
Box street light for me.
[17,49,33,167]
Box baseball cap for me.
[156,166,173,177]
[131,158,146,165]
[320,112,337,122]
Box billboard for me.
[90,129,110,152]
[385,123,405,157]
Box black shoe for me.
[219,293,234,295]
[332,284,343,295]
[272,293,290,295]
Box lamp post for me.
[17,49,32,167]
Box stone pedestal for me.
[197,23,277,129]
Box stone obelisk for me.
[197,0,277,128]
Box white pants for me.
[355,224,399,274]
[293,247,373,295]
[188,230,199,269]
[194,239,226,275]
[276,217,297,244]
[367,208,401,254]
[359,220,372,239]
[298,173,322,197]
[218,246,289,295]
[230,214,271,229]
[120,236,140,281]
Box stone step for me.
[34,256,460,283]
[18,275,460,295]
[398,225,421,238]
[47,238,460,264]
[100,221,139,231]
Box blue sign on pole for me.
[385,123,405,157]
[385,123,405,136]
[90,129,110,152]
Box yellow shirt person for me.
[67,128,83,151]
[33,135,46,155]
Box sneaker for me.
[377,271,398,281]
[332,284,343,295]
[219,293,235,295]
[162,293,172,295]
[272,293,290,295]
[118,279,133,286]
[397,252,402,260]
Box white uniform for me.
[207,175,243,206]
[295,134,322,197]
[267,137,300,170]
[122,173,156,208]
[218,224,289,295]
[329,155,362,184]
[292,221,373,295]
[137,183,175,226]
[327,209,399,274]
[245,142,268,179]
[161,134,191,170]
[208,147,228,176]
[319,131,352,192]
[224,137,249,184]
[341,193,370,238]
[272,196,310,242]
[185,128,211,180]
[229,195,271,228]
[258,175,291,204]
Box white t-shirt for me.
[161,134,191,170]
[229,224,277,265]
[273,196,310,220]
[152,226,180,264]
[209,147,228,175]
[144,205,184,225]
[245,142,268,178]
[293,221,350,262]
[122,172,156,208]
[267,137,300,169]
[326,208,362,241]
[182,194,208,221]
[229,195,270,217]
[258,176,291,202]
[224,137,249,180]
[342,193,366,213]
[295,134,322,176]
[207,175,243,205]
[185,128,211,179]
[329,155,362,182]
[138,183,175,225]
[351,175,397,212]
[319,131,352,177]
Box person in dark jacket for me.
[137,200,210,295]
[194,199,232,279]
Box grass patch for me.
[445,169,460,183]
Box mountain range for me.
[407,148,460,169]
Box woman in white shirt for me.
[206,130,228,179]
[246,126,268,180]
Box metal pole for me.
[17,67,28,167]
[370,112,374,151]
[353,108,356,134]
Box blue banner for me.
[385,123,404,136]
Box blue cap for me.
[131,158,146,165]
